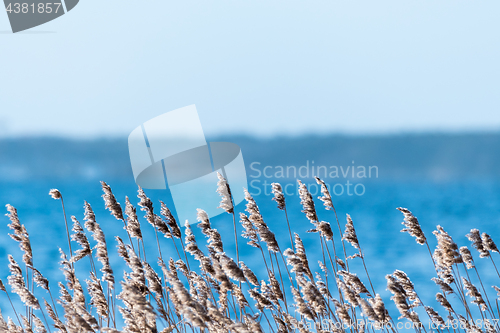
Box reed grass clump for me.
[1,176,500,333]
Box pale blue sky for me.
[0,0,499,138]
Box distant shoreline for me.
[1,132,499,182]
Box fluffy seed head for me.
[315,177,334,210]
[49,189,62,199]
[298,180,318,223]
[467,229,489,258]
[271,183,286,210]
[460,246,474,269]
[216,172,233,214]
[343,214,360,250]
[101,181,124,220]
[398,207,426,245]
[482,232,499,253]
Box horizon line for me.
[2,128,500,141]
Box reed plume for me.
[397,207,426,245]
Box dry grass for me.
[1,174,500,333]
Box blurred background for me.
[1,0,500,326]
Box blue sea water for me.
[1,176,500,329]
